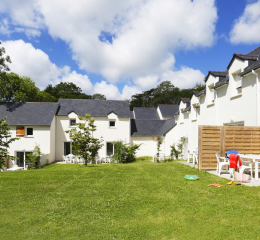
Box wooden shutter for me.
[16,127,24,137]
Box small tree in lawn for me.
[0,117,19,169]
[65,114,103,166]
[27,144,43,169]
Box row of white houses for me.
[1,46,260,166]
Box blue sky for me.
[0,0,260,99]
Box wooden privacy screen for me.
[198,125,260,170]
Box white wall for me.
[8,125,52,167]
[56,112,130,160]
[131,136,157,157]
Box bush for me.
[26,144,43,169]
[111,140,141,163]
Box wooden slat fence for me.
[198,126,260,170]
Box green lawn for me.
[1,159,260,240]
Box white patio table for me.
[67,154,75,164]
[239,154,260,181]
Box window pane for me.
[70,119,76,126]
[27,128,33,135]
[64,142,71,155]
[16,152,24,167]
[109,121,115,127]
[107,142,113,156]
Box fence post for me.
[198,125,202,170]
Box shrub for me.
[26,144,43,169]
[111,140,141,163]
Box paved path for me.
[179,161,260,187]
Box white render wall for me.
[55,112,130,161]
[131,137,157,157]
[8,125,52,167]
[172,58,260,160]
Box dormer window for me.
[235,74,242,94]
[70,119,76,127]
[208,84,215,104]
[109,120,116,128]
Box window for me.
[109,120,116,128]
[107,142,115,156]
[208,84,215,104]
[235,74,242,94]
[16,127,24,137]
[70,119,76,127]
[64,142,75,155]
[16,151,32,167]
[27,128,33,136]
[237,87,242,94]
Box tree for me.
[44,82,97,100]
[92,93,106,100]
[36,91,57,102]
[27,144,43,169]
[65,114,103,165]
[0,117,19,168]
[44,82,82,99]
[0,41,11,75]
[0,73,40,102]
[111,140,141,163]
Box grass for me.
[1,159,260,239]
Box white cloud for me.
[0,0,217,84]
[93,81,121,100]
[230,0,260,44]
[2,40,94,93]
[160,67,205,89]
[2,40,205,100]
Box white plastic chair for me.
[154,153,165,162]
[95,156,101,164]
[192,148,198,165]
[215,152,230,176]
[187,149,193,164]
[68,154,75,164]
[239,155,253,179]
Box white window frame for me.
[69,119,76,127]
[109,120,116,128]
[106,142,115,156]
[208,84,215,104]
[25,127,34,138]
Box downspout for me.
[214,89,218,125]
[252,70,259,126]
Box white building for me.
[2,46,260,166]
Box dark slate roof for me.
[228,53,258,70]
[178,98,190,107]
[130,111,134,119]
[131,118,176,137]
[58,99,131,118]
[204,71,228,82]
[192,91,199,97]
[133,107,160,120]
[197,89,206,97]
[156,118,176,136]
[0,102,59,126]
[213,75,229,89]
[182,106,191,113]
[158,105,179,118]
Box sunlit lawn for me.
[1,158,260,239]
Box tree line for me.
[0,41,205,108]
[0,73,205,108]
